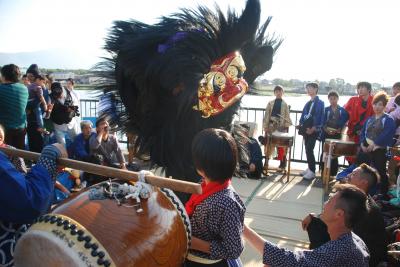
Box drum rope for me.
[102,172,153,213]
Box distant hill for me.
[0,48,101,69]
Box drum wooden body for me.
[269,131,293,147]
[14,181,190,267]
[323,139,358,157]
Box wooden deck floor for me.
[234,169,324,266]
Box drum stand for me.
[263,133,293,183]
[322,142,335,192]
[287,145,292,183]
[263,133,271,175]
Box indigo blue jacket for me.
[299,96,325,132]
[360,113,396,147]
[0,151,53,266]
[69,132,95,161]
[320,106,349,141]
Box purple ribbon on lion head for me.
[157,32,188,53]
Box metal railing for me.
[80,99,337,165]
[236,107,348,166]
[80,99,98,118]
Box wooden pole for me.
[0,146,202,195]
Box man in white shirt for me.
[52,78,81,146]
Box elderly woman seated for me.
[68,120,95,161]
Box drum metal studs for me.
[50,216,57,224]
[91,250,99,257]
[44,215,51,222]
[98,251,105,258]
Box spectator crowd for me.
[0,63,128,182]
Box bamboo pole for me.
[0,146,202,195]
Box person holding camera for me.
[89,117,126,170]
[50,79,81,147]
[344,82,374,163]
[297,82,324,180]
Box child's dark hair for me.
[67,78,75,85]
[50,82,63,99]
[0,64,21,83]
[357,81,372,92]
[192,128,238,182]
[95,117,107,128]
[306,82,319,93]
[273,85,283,92]
[328,90,339,99]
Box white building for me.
[52,72,75,81]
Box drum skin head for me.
[14,214,115,267]
[15,229,96,267]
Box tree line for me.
[253,78,388,95]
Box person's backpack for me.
[50,89,76,125]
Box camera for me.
[71,106,80,117]
[64,99,80,117]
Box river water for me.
[78,89,355,164]
[78,89,352,111]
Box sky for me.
[1,0,399,85]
